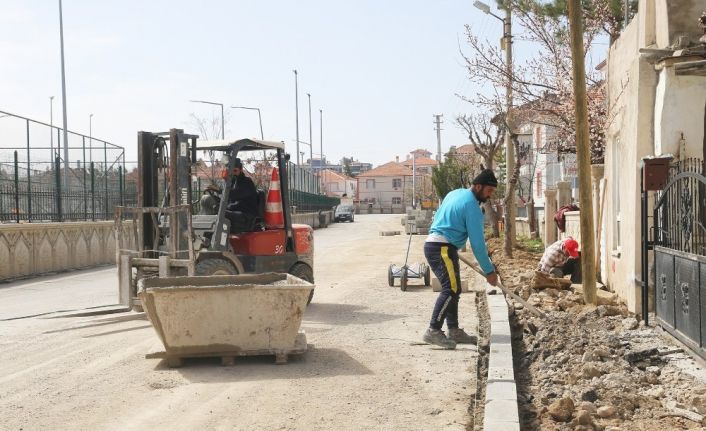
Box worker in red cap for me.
[537,237,582,283]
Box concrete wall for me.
[290,210,334,229]
[559,211,581,244]
[0,221,123,281]
[603,0,705,313]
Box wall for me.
[558,211,581,244]
[0,221,124,281]
[357,175,413,207]
[290,210,333,228]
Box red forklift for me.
[115,129,315,310]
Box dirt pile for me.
[487,238,706,431]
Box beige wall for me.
[0,221,125,281]
[357,175,413,208]
[603,0,705,313]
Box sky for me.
[1,0,542,169]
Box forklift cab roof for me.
[197,138,285,153]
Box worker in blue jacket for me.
[423,169,499,349]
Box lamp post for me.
[319,108,323,171]
[232,105,266,161]
[189,100,224,139]
[474,0,515,247]
[89,113,93,164]
[49,96,55,158]
[294,70,300,165]
[307,93,313,170]
[58,0,70,187]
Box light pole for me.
[189,100,224,139]
[89,113,93,164]
[49,96,54,157]
[474,0,515,246]
[231,106,263,139]
[58,0,70,187]
[232,105,266,162]
[307,93,313,170]
[294,70,300,165]
[319,108,323,171]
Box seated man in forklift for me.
[225,158,259,231]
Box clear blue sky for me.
[1,0,520,168]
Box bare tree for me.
[456,113,504,238]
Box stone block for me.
[484,399,519,424]
[486,381,518,401]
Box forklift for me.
[115,129,315,310]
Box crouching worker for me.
[422,169,499,350]
[537,237,582,283]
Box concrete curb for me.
[483,292,520,431]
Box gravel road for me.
[0,214,480,431]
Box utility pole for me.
[504,4,516,249]
[319,109,323,170]
[567,0,597,305]
[49,96,54,158]
[294,70,300,165]
[307,93,313,170]
[434,114,443,162]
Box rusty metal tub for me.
[138,273,313,366]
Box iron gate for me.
[651,158,706,356]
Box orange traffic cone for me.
[264,168,284,228]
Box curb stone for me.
[483,292,520,430]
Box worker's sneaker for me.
[448,328,478,345]
[423,328,457,349]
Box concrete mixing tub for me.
[138,273,313,366]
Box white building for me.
[357,162,414,212]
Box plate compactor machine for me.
[115,129,315,310]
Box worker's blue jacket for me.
[428,188,494,275]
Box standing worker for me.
[422,169,499,349]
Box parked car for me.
[334,204,355,222]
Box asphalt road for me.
[0,214,481,431]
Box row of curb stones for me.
[484,292,520,430]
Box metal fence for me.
[0,110,128,222]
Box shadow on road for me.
[156,346,373,382]
[303,302,403,326]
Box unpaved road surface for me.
[0,214,481,430]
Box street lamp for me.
[294,70,300,165]
[319,108,323,171]
[231,106,263,139]
[58,0,70,187]
[50,96,55,157]
[307,93,313,171]
[89,113,93,163]
[474,0,515,246]
[189,100,225,140]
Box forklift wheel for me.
[195,259,238,276]
[289,263,315,304]
[388,265,394,287]
[400,269,408,292]
[424,266,431,286]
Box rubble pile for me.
[487,238,706,431]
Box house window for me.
[392,178,402,188]
[392,197,402,205]
[366,179,375,189]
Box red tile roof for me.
[358,162,413,177]
[401,157,438,167]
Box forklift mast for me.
[136,129,198,258]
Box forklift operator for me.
[225,158,259,230]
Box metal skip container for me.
[139,273,313,366]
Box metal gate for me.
[650,158,706,357]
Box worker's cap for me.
[471,169,498,187]
[563,237,580,258]
[233,158,243,168]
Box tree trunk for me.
[527,198,538,239]
[484,201,500,238]
[503,153,521,258]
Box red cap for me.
[563,238,579,258]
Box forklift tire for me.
[400,269,408,292]
[195,259,239,276]
[388,265,394,287]
[289,263,315,304]
[424,266,431,286]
